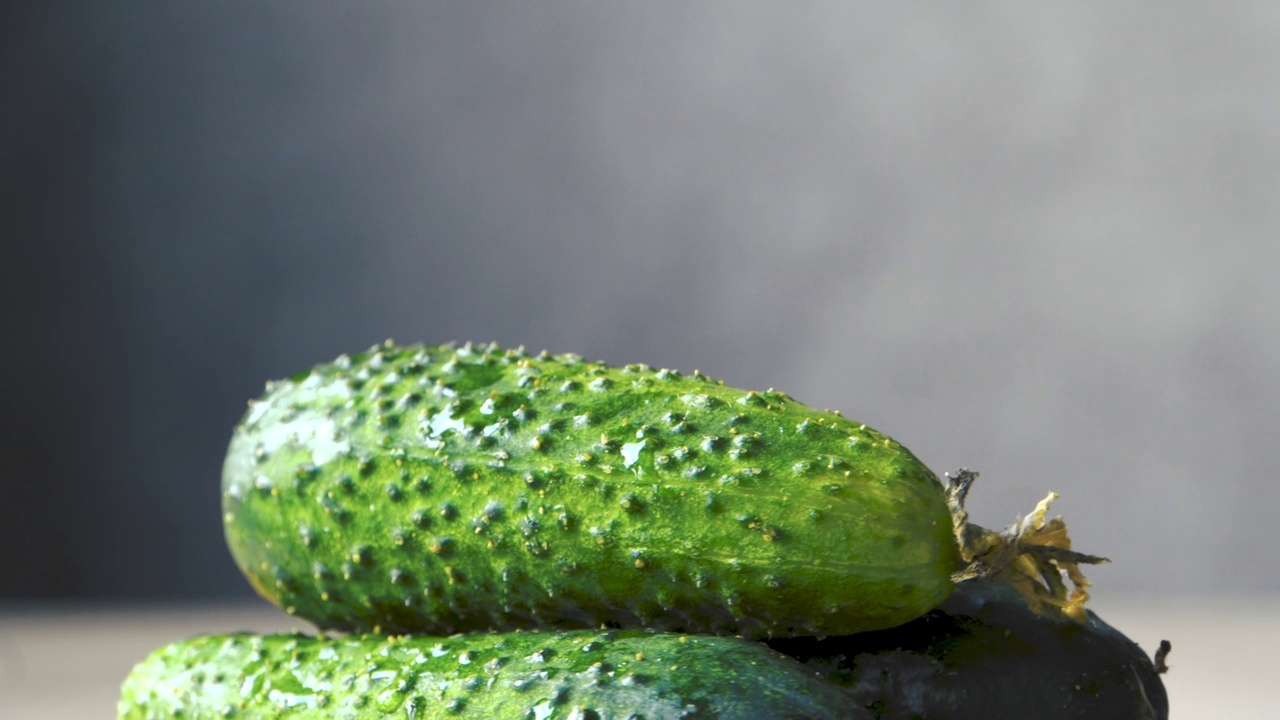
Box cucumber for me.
[223,341,959,638]
[118,629,867,719]
[766,579,1169,720]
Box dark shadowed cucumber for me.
[766,579,1169,720]
[223,341,959,638]
[119,629,868,719]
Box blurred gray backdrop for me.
[4,2,1277,601]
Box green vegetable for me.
[118,629,867,719]
[223,341,959,639]
[766,579,1169,720]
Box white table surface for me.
[1,594,1273,718]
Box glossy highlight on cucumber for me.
[222,341,960,639]
[118,629,868,719]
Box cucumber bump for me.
[222,341,961,638]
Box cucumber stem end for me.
[944,468,1109,622]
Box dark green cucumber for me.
[119,629,867,719]
[223,341,959,638]
[767,579,1169,720]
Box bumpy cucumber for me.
[223,341,959,638]
[119,629,866,719]
[767,579,1169,720]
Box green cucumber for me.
[766,579,1169,720]
[119,629,866,719]
[223,341,959,638]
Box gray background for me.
[4,2,1276,602]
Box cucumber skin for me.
[223,341,958,639]
[767,580,1169,720]
[118,629,867,719]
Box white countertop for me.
[1,595,1272,718]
